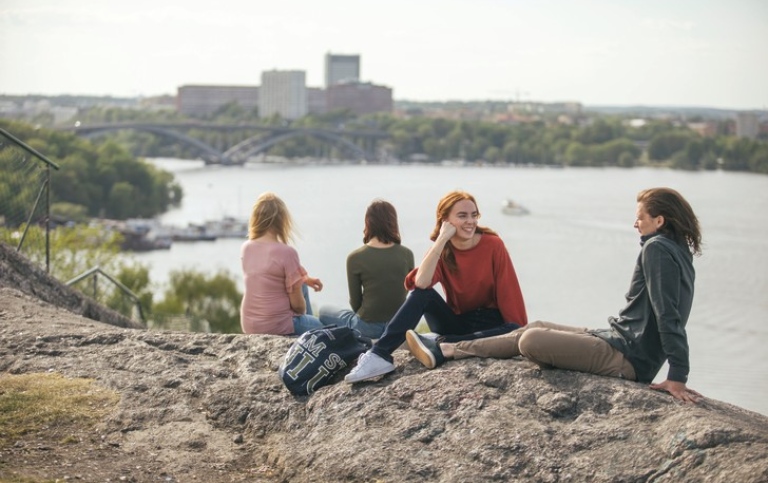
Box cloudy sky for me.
[1,0,766,109]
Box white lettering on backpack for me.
[305,352,347,393]
[283,333,332,381]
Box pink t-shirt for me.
[240,240,307,335]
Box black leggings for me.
[372,288,520,361]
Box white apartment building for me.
[260,70,307,120]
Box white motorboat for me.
[501,199,530,216]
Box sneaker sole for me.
[344,366,394,384]
[406,331,437,369]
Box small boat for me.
[501,199,530,216]
[204,216,248,239]
[170,224,218,242]
[111,218,173,251]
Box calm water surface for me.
[131,159,768,416]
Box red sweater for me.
[405,234,528,326]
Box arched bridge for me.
[63,122,389,165]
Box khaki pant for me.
[452,320,636,380]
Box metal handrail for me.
[1,127,60,272]
[66,266,146,323]
[0,127,60,169]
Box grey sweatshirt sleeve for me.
[641,241,691,383]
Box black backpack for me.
[278,326,372,396]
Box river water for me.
[131,158,768,416]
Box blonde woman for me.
[240,192,324,335]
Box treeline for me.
[65,105,768,174]
[0,119,183,226]
[367,115,767,173]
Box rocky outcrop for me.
[1,286,767,483]
[1,241,767,482]
[0,242,143,329]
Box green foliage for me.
[576,118,625,144]
[51,202,90,223]
[205,101,259,122]
[647,131,695,161]
[153,269,243,334]
[19,105,767,174]
[0,224,152,321]
[1,223,242,331]
[103,262,154,321]
[0,119,183,224]
[75,106,184,125]
[0,224,123,282]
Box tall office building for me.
[260,70,307,120]
[325,53,360,87]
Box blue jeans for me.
[292,284,324,335]
[319,306,387,339]
[371,288,521,362]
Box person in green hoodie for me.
[406,187,703,404]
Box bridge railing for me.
[0,126,60,273]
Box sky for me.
[1,0,766,109]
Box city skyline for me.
[1,0,766,110]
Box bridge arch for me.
[223,129,371,164]
[68,122,383,165]
[73,124,227,164]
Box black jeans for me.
[372,288,521,361]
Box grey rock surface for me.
[1,241,767,482]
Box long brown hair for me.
[248,192,295,243]
[363,199,402,244]
[430,190,497,272]
[637,187,701,256]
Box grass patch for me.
[0,477,58,483]
[0,372,120,446]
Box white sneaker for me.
[344,350,395,383]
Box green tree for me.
[1,119,182,223]
[648,132,694,161]
[103,262,154,321]
[107,182,137,219]
[593,139,641,166]
[153,269,242,334]
[564,142,590,166]
[576,118,624,144]
[0,225,149,320]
